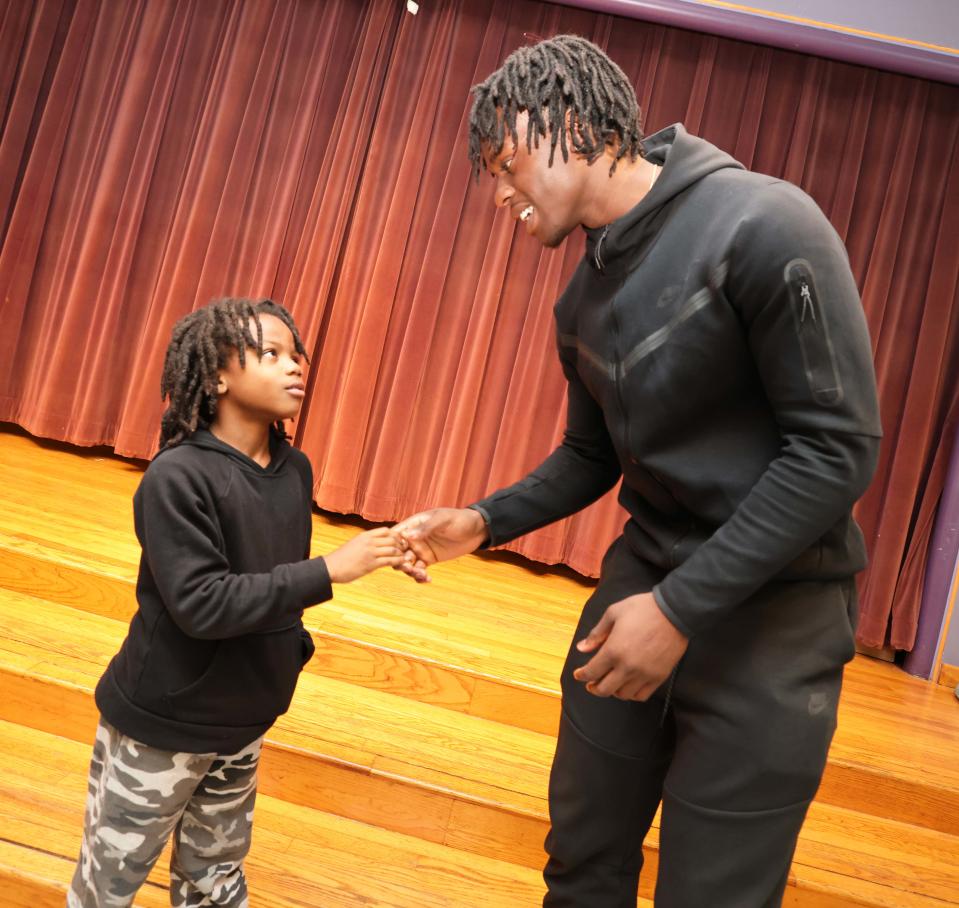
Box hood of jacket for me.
[584,123,744,275]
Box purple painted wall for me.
[714,0,959,51]
[547,0,959,84]
[938,553,959,668]
[904,423,959,677]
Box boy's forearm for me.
[154,557,332,640]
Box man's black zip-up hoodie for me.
[96,429,332,753]
[472,124,882,637]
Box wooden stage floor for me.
[0,426,957,907]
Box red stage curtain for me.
[2,0,957,650]
[0,0,403,450]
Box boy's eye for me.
[502,158,513,174]
[262,349,277,359]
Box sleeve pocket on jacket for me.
[784,259,844,407]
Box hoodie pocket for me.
[300,627,316,666]
[784,259,843,407]
[165,624,307,726]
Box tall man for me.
[397,35,881,908]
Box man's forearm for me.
[470,441,622,547]
[654,430,879,637]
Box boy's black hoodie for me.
[472,124,882,637]
[96,429,332,753]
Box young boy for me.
[69,298,407,907]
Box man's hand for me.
[393,508,489,583]
[573,592,689,700]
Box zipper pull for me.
[800,282,817,324]
[594,225,609,271]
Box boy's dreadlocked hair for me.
[468,34,643,179]
[159,298,308,449]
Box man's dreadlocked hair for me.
[468,34,643,179]
[159,297,308,449]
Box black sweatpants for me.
[543,538,858,908]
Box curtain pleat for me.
[2,0,957,649]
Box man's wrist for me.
[652,585,693,639]
[465,505,492,547]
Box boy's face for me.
[216,314,305,423]
[483,109,594,248]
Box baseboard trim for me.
[937,662,959,689]
[855,642,896,663]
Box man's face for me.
[217,314,305,423]
[483,110,592,248]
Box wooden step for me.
[0,590,956,908]
[0,588,555,866]
[0,541,557,731]
[0,840,168,908]
[0,431,575,730]
[1,440,958,840]
[0,719,556,907]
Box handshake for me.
[322,504,690,704]
[322,507,489,585]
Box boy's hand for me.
[325,528,409,583]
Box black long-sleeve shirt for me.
[472,124,881,637]
[96,429,331,752]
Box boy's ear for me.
[216,371,228,395]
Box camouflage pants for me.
[68,718,263,907]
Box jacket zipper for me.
[594,225,609,271]
[608,282,630,457]
[595,224,632,462]
[596,223,688,562]
[609,288,683,526]
[799,281,816,324]
[600,225,686,546]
